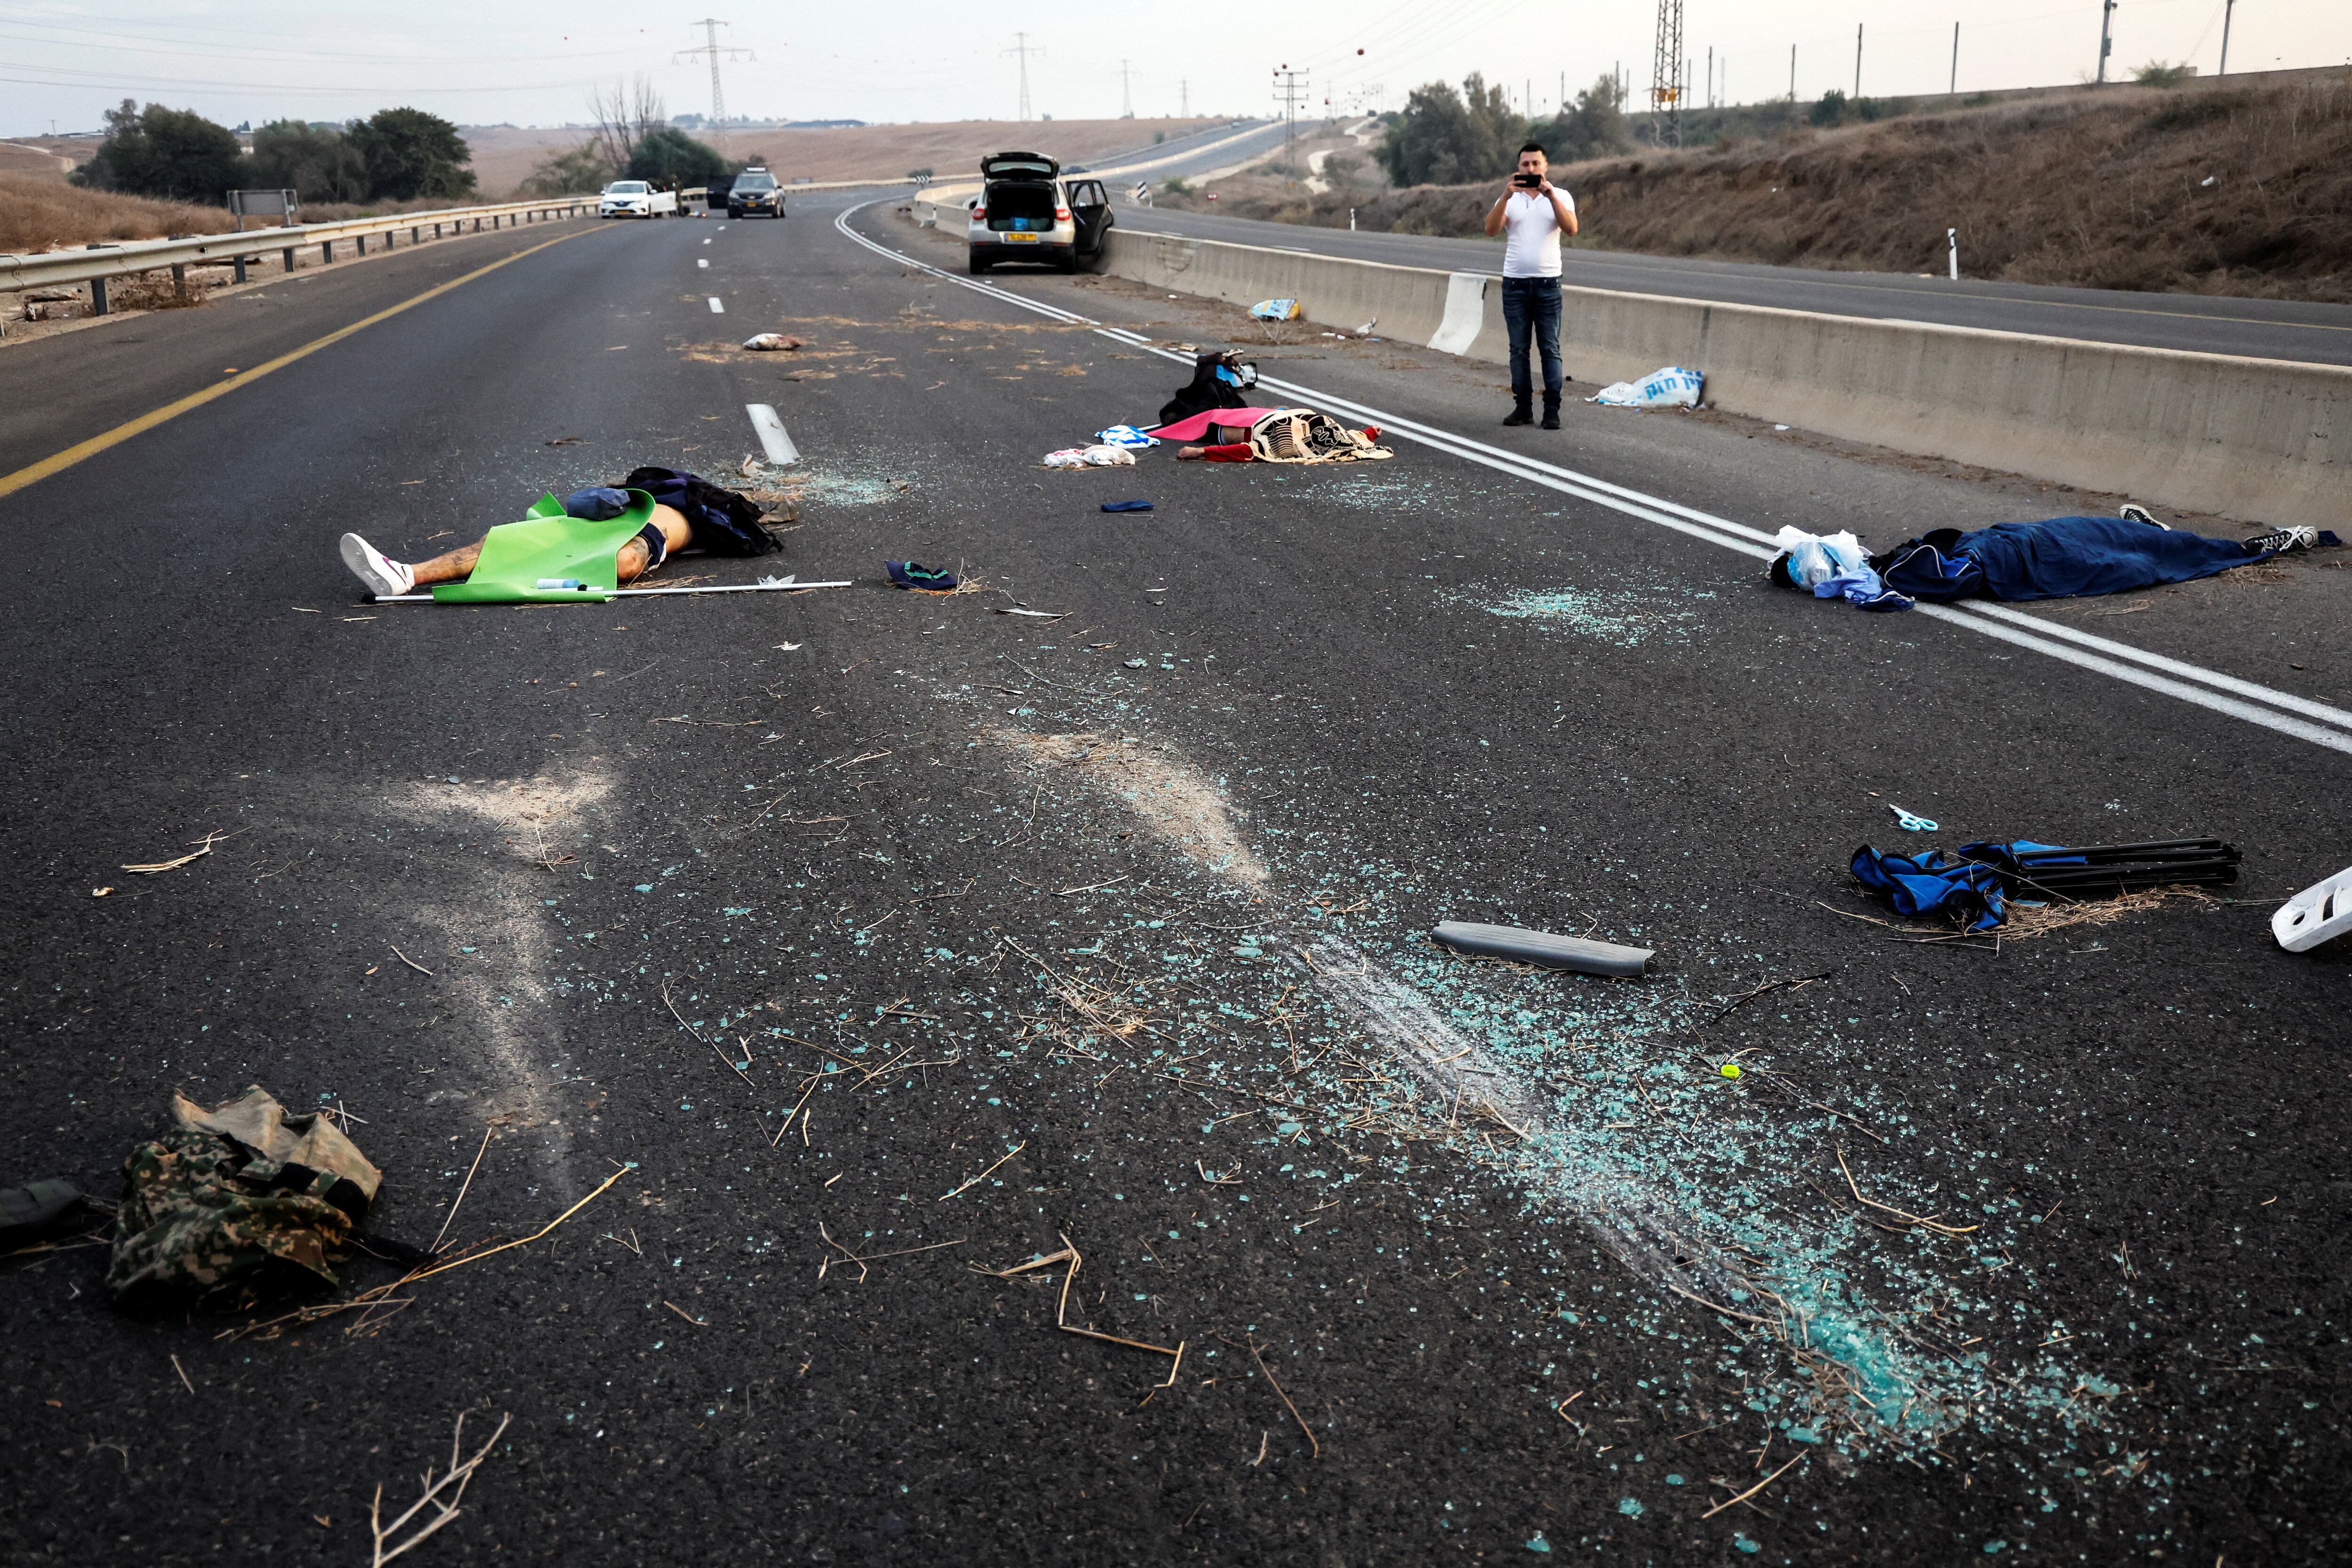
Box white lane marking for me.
[697,258,709,269]
[745,404,799,465]
[832,202,2352,757]
[707,296,725,313]
[702,237,713,245]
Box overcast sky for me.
[6,0,2347,137]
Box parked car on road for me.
[598,180,679,218]
[729,167,786,220]
[965,152,1112,274]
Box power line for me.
[675,19,753,145]
[1004,32,1041,122]
[1271,65,1310,169]
[1649,0,1683,148]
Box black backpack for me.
[1157,351,1258,427]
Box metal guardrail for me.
[0,195,597,310]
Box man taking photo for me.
[1482,141,1579,430]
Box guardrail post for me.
[433,222,442,238]
[283,246,295,272]
[170,263,187,297]
[357,234,367,255]
[233,256,248,283]
[89,278,108,316]
[321,240,333,263]
[411,225,420,243]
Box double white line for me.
[834,202,2352,760]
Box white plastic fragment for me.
[2273,865,2352,952]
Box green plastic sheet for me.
[430,489,657,605]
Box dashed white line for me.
[831,200,2352,759]
[707,296,725,313]
[697,258,709,269]
[745,404,799,465]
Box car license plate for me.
[1004,232,1039,243]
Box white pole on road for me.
[746,403,800,465]
[1948,228,1959,281]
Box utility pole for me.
[1005,32,1041,121]
[1180,78,1189,118]
[1271,67,1310,167]
[1789,44,1796,103]
[1706,47,1712,108]
[2218,0,2235,75]
[2096,0,2116,84]
[1854,23,1863,98]
[1119,59,1133,119]
[1649,0,1684,148]
[675,20,753,149]
[1950,22,1960,95]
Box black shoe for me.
[1540,397,1561,430]
[1502,402,1534,428]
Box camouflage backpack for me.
[107,1086,382,1311]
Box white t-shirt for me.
[1501,187,1574,279]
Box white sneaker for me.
[2117,503,2167,529]
[340,533,415,597]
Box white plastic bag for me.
[1772,526,1871,589]
[1589,366,1704,408]
[1081,445,1136,466]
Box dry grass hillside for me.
[1169,74,2352,302]
[0,173,235,252]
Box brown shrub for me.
[1202,73,2352,302]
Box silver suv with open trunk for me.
[965,151,1112,274]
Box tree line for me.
[69,90,741,209]
[73,101,479,206]
[1375,74,1633,187]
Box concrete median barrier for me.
[1093,228,2347,530]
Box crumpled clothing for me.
[615,466,778,557]
[1850,844,2022,932]
[886,560,960,592]
[1245,409,1391,464]
[563,486,632,522]
[1093,424,1159,449]
[1043,446,1136,468]
[1875,515,2279,603]
[107,1087,382,1310]
[1816,565,1911,612]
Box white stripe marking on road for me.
[831,201,2352,758]
[707,296,725,313]
[697,258,709,269]
[745,404,799,465]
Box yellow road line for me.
[0,224,604,502]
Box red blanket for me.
[1144,406,1284,442]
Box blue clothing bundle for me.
[1879,516,2269,604]
[1775,514,2300,612]
[1849,839,2081,932]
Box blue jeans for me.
[1501,275,1563,402]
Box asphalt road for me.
[2,192,2348,1567]
[1120,206,2352,367]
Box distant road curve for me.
[1122,206,2352,367]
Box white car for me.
[598,181,679,219]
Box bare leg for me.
[395,504,693,587]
